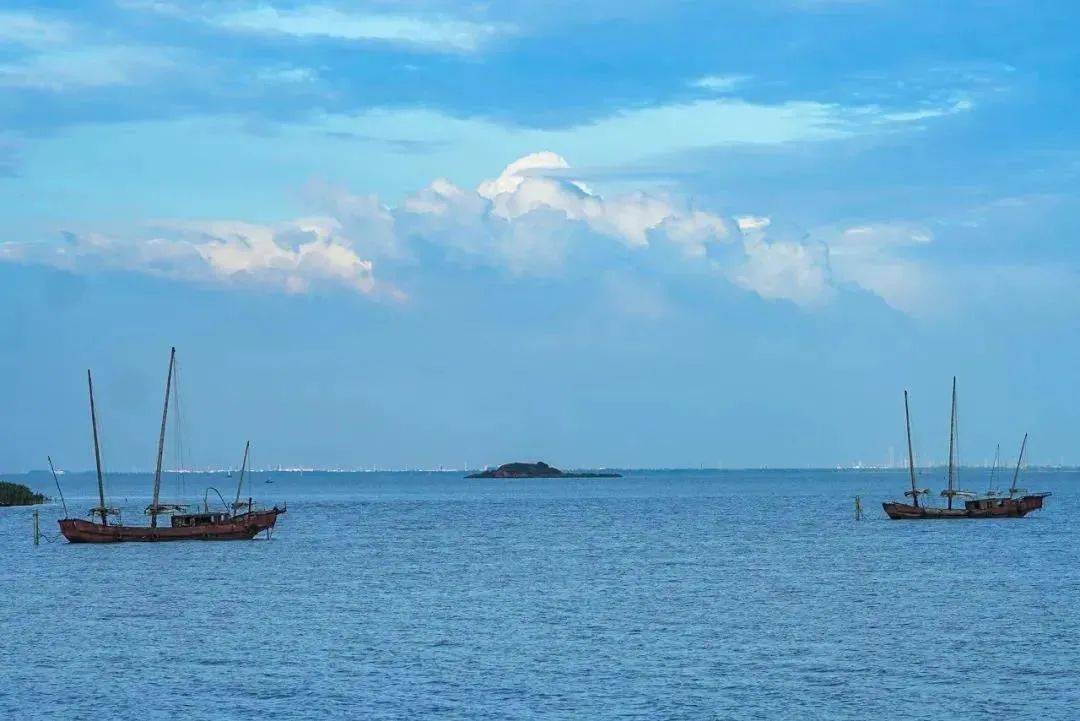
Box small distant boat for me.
[883,379,1049,520]
[58,348,285,543]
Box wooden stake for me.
[33,509,40,546]
[854,495,863,521]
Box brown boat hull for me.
[883,494,1048,520]
[58,507,284,543]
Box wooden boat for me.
[883,493,1048,519]
[57,348,285,543]
[883,381,1049,520]
[59,507,283,543]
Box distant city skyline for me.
[3,2,1079,472]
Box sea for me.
[1,468,1077,721]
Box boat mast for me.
[946,376,957,509]
[989,443,1000,493]
[1010,433,1028,496]
[150,347,176,528]
[233,440,250,512]
[904,390,919,508]
[87,370,108,525]
[47,455,69,519]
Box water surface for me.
[1,469,1076,720]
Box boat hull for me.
[883,495,1048,520]
[58,507,284,543]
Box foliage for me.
[0,481,46,506]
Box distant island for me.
[466,461,621,479]
[0,481,47,507]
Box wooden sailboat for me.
[58,348,285,543]
[962,432,1051,515]
[883,380,1050,520]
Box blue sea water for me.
[1,469,1077,721]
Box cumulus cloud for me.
[734,235,834,307]
[0,220,382,297]
[2,152,924,311]
[390,151,743,277]
[821,222,935,314]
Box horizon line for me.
[11,464,1080,475]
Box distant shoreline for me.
[10,465,1080,476]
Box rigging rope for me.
[989,444,1000,491]
[92,387,112,512]
[172,357,186,499]
[959,382,967,490]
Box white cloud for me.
[0,12,71,47]
[306,90,967,182]
[690,74,750,92]
[853,98,975,125]
[391,151,742,274]
[205,4,508,52]
[736,215,772,233]
[0,46,175,90]
[302,182,403,261]
[387,152,837,304]
[821,222,935,314]
[0,220,385,298]
[2,152,922,310]
[0,12,178,91]
[733,235,833,307]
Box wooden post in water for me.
[854,496,863,521]
[33,509,40,545]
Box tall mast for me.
[87,370,108,525]
[904,390,919,508]
[233,440,250,512]
[989,443,1000,493]
[946,376,957,509]
[150,347,176,528]
[47,455,69,519]
[1010,433,1028,496]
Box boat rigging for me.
[56,347,285,543]
[883,379,1050,520]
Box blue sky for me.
[2,1,1078,472]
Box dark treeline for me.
[0,481,46,506]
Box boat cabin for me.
[171,512,230,528]
[965,497,1002,512]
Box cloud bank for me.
[1,221,377,297]
[1,152,926,311]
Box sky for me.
[2,1,1079,472]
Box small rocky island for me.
[466,461,621,479]
[0,481,47,507]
